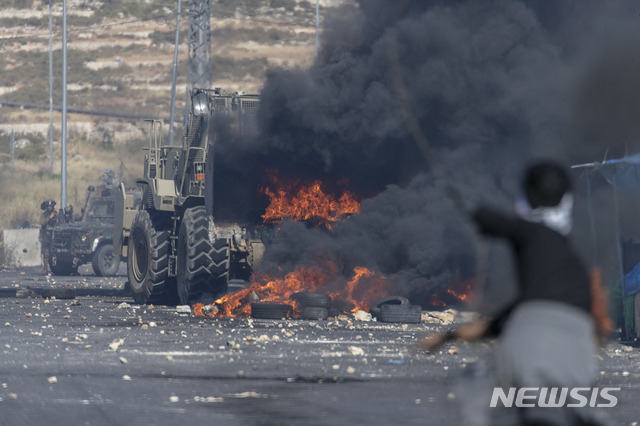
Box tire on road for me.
[92,243,120,277]
[42,287,76,299]
[49,256,77,276]
[127,210,171,304]
[176,206,230,305]
[369,296,410,318]
[290,292,332,309]
[377,304,422,324]
[301,306,329,320]
[251,302,293,319]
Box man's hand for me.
[455,320,489,340]
[414,333,450,352]
[413,320,490,352]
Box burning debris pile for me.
[194,262,392,318]
[209,0,640,312]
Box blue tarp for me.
[574,153,640,297]
[625,262,640,297]
[575,153,640,195]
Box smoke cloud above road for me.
[214,0,640,304]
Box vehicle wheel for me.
[176,206,230,305]
[92,244,120,277]
[301,306,329,320]
[290,292,332,309]
[127,210,171,304]
[251,302,293,319]
[370,296,410,318]
[49,256,77,276]
[377,304,422,323]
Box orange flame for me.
[193,261,394,318]
[428,278,474,308]
[260,172,360,228]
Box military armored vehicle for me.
[113,89,264,305]
[49,171,126,276]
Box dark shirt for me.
[473,207,591,334]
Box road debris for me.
[109,338,125,352]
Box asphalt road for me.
[0,265,638,426]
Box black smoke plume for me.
[213,0,640,306]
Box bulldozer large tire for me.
[177,206,230,305]
[127,210,171,304]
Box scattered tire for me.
[251,302,293,319]
[92,243,120,277]
[301,306,329,320]
[176,207,230,305]
[377,304,422,324]
[42,287,76,300]
[49,256,77,276]
[369,296,410,318]
[290,292,331,309]
[127,210,171,304]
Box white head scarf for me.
[514,193,573,236]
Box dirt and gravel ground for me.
[0,265,639,425]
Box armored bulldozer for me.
[113,89,264,305]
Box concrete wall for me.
[0,229,41,267]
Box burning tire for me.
[301,306,329,320]
[92,244,120,277]
[251,302,293,319]
[176,206,230,305]
[377,304,422,324]
[369,296,410,318]
[290,292,332,309]
[127,210,171,304]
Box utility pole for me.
[48,0,54,173]
[61,0,68,209]
[10,129,14,170]
[185,0,212,119]
[168,0,183,146]
[315,0,319,61]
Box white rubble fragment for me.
[176,305,191,314]
[109,338,125,352]
[116,302,131,310]
[232,391,262,398]
[348,346,365,356]
[119,357,128,364]
[122,375,132,381]
[421,309,458,325]
[169,395,179,402]
[47,376,57,384]
[353,310,372,322]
